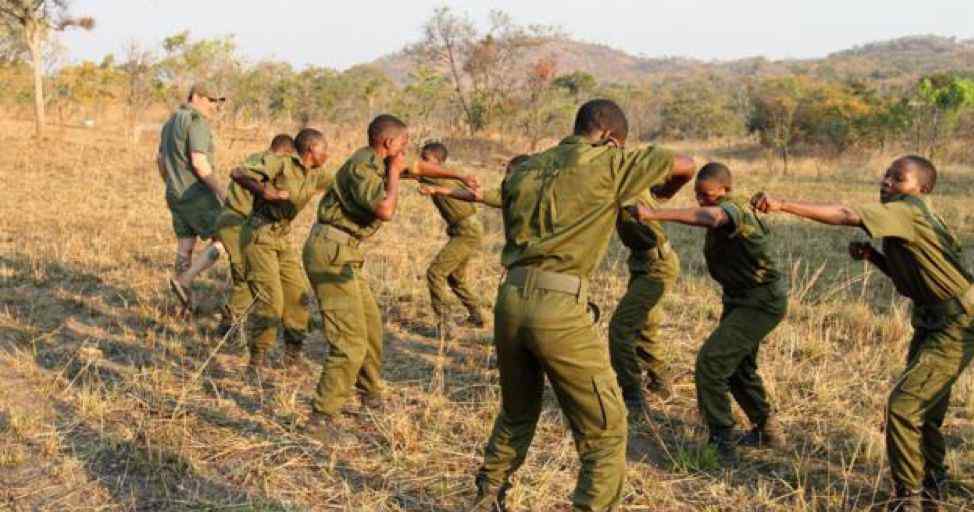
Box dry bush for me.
[0,120,972,511]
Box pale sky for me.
[61,0,973,69]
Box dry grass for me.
[1,120,973,511]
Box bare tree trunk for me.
[29,30,45,136]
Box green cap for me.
[189,82,226,102]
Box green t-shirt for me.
[159,104,215,204]
[500,136,674,277]
[242,153,334,225]
[854,194,971,305]
[704,194,783,294]
[315,146,387,240]
[419,176,476,226]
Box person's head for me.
[294,128,328,169]
[269,134,295,156]
[880,155,937,203]
[506,154,530,175]
[573,99,629,146]
[694,162,733,207]
[367,114,409,158]
[420,142,448,165]
[187,82,226,118]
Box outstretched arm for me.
[409,160,480,190]
[628,203,729,229]
[751,192,862,227]
[651,154,695,200]
[419,184,483,204]
[231,168,290,201]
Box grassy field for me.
[1,120,973,511]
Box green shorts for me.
[169,194,221,240]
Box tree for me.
[157,30,239,108]
[0,0,93,135]
[748,76,806,173]
[908,74,974,158]
[407,7,553,133]
[552,71,595,103]
[658,78,745,140]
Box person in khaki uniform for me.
[609,190,681,416]
[303,115,478,441]
[420,154,530,209]
[228,128,332,375]
[630,162,788,464]
[414,142,486,330]
[752,155,974,512]
[215,134,295,334]
[470,100,695,512]
[157,82,227,310]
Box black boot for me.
[708,428,738,466]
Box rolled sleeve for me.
[719,202,745,237]
[187,119,212,155]
[613,145,675,205]
[481,187,503,208]
[349,166,387,212]
[853,202,916,241]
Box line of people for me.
[157,84,971,512]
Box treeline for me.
[1,7,973,165]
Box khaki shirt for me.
[420,176,476,226]
[241,153,333,226]
[500,136,674,277]
[482,187,503,209]
[617,190,678,278]
[854,194,971,305]
[316,146,388,240]
[159,104,215,204]
[223,151,267,217]
[704,194,783,293]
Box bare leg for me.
[177,240,224,287]
[174,237,197,276]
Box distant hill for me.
[369,34,974,88]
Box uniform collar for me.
[289,153,309,172]
[559,135,586,146]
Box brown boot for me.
[645,371,674,401]
[464,308,486,328]
[283,344,309,371]
[738,415,786,450]
[888,485,923,512]
[305,412,358,446]
[468,477,509,512]
[246,351,268,383]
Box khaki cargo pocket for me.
[592,374,624,431]
[896,356,955,400]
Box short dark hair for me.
[507,154,530,173]
[294,128,325,155]
[893,155,937,193]
[270,133,295,154]
[368,114,407,147]
[574,99,629,143]
[697,162,732,187]
[421,142,448,163]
